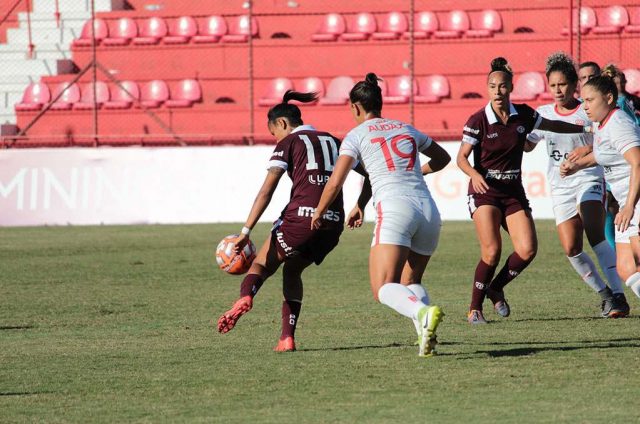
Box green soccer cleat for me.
[417,305,444,357]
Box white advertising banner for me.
[0,144,553,227]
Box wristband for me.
[241,226,251,236]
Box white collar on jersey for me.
[291,124,316,134]
[484,102,518,124]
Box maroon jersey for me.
[462,102,542,196]
[268,125,343,229]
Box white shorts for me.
[371,196,441,255]
[615,202,640,243]
[551,180,606,225]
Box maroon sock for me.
[470,260,497,310]
[239,274,264,298]
[489,252,533,292]
[280,300,302,339]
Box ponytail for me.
[267,90,318,126]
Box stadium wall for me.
[0,143,551,226]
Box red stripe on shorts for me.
[375,202,383,245]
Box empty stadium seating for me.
[103,17,138,46]
[104,81,140,109]
[593,5,629,34]
[297,77,325,99]
[318,76,353,105]
[434,10,469,38]
[163,16,198,44]
[72,18,108,47]
[193,16,227,43]
[50,82,80,110]
[383,76,417,104]
[15,83,51,111]
[373,12,407,40]
[403,11,438,39]
[133,17,167,45]
[312,13,346,41]
[166,79,202,107]
[222,15,258,42]
[511,72,546,101]
[626,7,640,32]
[561,7,596,35]
[467,10,502,37]
[74,81,110,110]
[416,75,450,103]
[258,78,293,106]
[341,13,376,41]
[624,68,640,94]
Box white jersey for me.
[340,118,433,203]
[593,109,640,207]
[528,103,603,189]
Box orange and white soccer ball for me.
[215,234,256,275]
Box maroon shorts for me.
[271,219,342,265]
[467,192,531,219]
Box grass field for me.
[1,220,640,423]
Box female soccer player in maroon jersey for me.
[458,57,591,324]
[217,90,357,352]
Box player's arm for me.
[567,144,593,162]
[311,155,355,230]
[456,142,489,194]
[616,146,640,232]
[234,167,285,253]
[538,117,589,134]
[420,141,451,175]
[559,152,598,178]
[347,175,371,229]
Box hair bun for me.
[365,72,380,87]
[490,57,512,75]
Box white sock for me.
[407,284,430,335]
[378,283,427,320]
[625,272,640,299]
[567,252,607,292]
[593,240,625,294]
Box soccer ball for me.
[215,234,256,275]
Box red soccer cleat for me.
[274,336,296,352]
[217,296,253,334]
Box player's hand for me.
[567,145,592,162]
[310,211,323,230]
[615,205,635,232]
[233,233,249,254]
[559,160,578,177]
[470,174,489,194]
[347,206,364,229]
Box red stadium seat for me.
[593,6,629,34]
[561,7,596,35]
[626,7,640,32]
[193,16,227,43]
[166,79,202,108]
[103,18,137,46]
[434,10,469,38]
[311,13,346,42]
[73,81,110,110]
[15,83,51,111]
[373,12,407,40]
[50,82,81,110]
[403,11,438,39]
[511,72,545,101]
[133,17,168,45]
[297,77,325,100]
[72,18,108,47]
[467,10,502,37]
[137,80,169,108]
[319,76,354,105]
[416,75,450,103]
[341,13,376,41]
[163,16,198,44]
[222,15,258,42]
[258,78,293,106]
[104,81,139,109]
[623,69,640,95]
[383,76,417,104]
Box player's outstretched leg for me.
[217,295,253,334]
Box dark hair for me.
[579,61,601,74]
[267,90,318,126]
[584,74,618,103]
[349,73,383,113]
[545,52,578,85]
[488,57,513,82]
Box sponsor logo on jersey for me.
[368,122,405,132]
[575,119,585,126]
[464,125,480,135]
[550,150,568,162]
[517,126,526,134]
[486,169,520,180]
[276,230,293,253]
[297,206,341,222]
[308,174,330,185]
[487,132,498,139]
[603,166,612,174]
[272,150,284,157]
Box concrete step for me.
[0,49,69,60]
[19,11,92,21]
[7,27,78,45]
[0,59,58,77]
[0,92,24,109]
[32,0,112,13]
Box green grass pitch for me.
[1,221,639,423]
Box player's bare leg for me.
[469,205,502,323]
[218,237,284,334]
[617,236,640,301]
[370,244,443,356]
[274,256,312,352]
[486,209,537,318]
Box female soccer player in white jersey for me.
[527,53,629,317]
[561,75,640,302]
[310,73,451,357]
